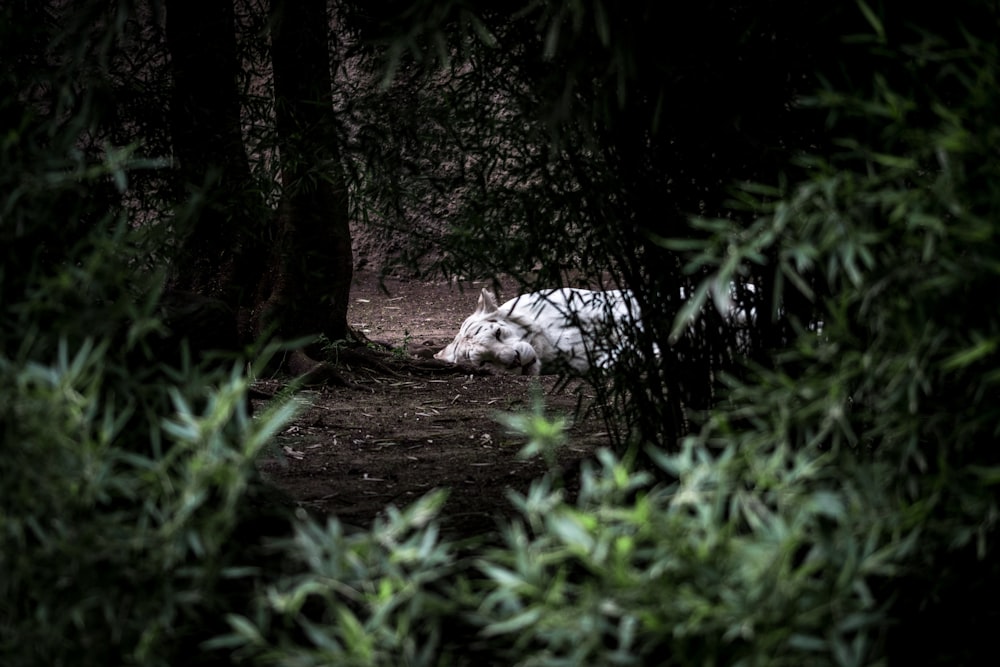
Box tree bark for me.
[164,0,353,376]
[164,0,264,310]
[261,0,353,355]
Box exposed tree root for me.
[280,349,368,390]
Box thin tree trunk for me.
[260,0,353,358]
[165,0,264,314]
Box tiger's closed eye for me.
[494,329,504,341]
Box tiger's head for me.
[434,289,541,374]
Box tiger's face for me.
[434,290,541,374]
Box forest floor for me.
[253,269,613,537]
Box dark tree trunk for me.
[164,0,353,378]
[164,0,264,311]
[260,0,353,361]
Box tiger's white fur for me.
[434,288,639,375]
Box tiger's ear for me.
[476,288,499,315]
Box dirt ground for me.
[254,270,612,537]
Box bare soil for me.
[253,270,611,537]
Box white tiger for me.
[434,287,640,375]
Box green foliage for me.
[467,438,902,666]
[226,413,904,666]
[0,4,298,665]
[0,350,296,666]
[392,329,414,360]
[0,56,300,660]
[658,11,1000,662]
[675,10,1000,488]
[282,5,1000,664]
[210,491,459,667]
[496,388,569,471]
[6,2,1000,666]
